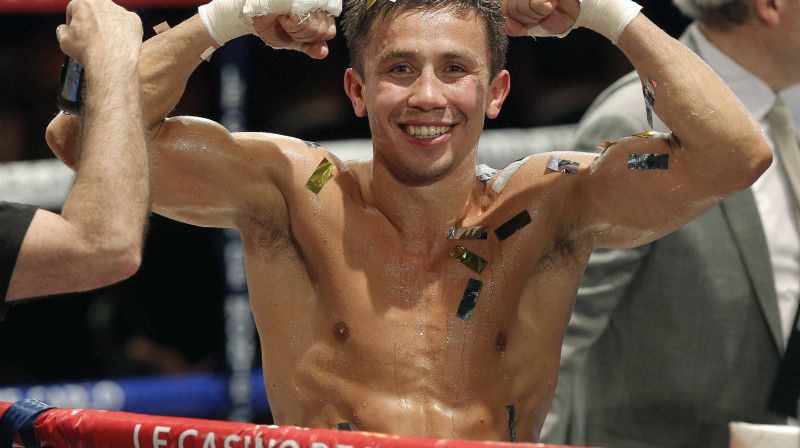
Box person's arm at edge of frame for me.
[6,0,149,302]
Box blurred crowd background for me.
[0,0,688,421]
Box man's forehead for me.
[365,9,488,59]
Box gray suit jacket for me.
[540,29,786,448]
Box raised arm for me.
[46,1,335,228]
[6,0,147,301]
[504,0,772,249]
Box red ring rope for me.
[0,402,579,448]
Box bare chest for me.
[237,183,585,439]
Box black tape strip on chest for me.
[456,279,483,322]
[506,404,517,442]
[448,226,488,240]
[494,210,532,241]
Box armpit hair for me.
[538,234,581,272]
[536,212,588,273]
[237,204,303,262]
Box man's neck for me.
[364,153,484,245]
[700,22,800,92]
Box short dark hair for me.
[341,0,508,80]
[673,0,753,30]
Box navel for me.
[333,320,350,341]
[495,331,507,351]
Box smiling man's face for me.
[344,8,510,184]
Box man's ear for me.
[753,0,780,26]
[344,68,367,117]
[486,70,511,119]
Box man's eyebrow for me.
[377,49,480,63]
[377,50,418,61]
[441,51,480,63]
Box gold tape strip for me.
[366,0,377,9]
[153,21,171,34]
[450,246,488,274]
[633,131,659,138]
[305,158,336,194]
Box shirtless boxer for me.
[46,0,771,441]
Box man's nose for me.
[408,68,447,111]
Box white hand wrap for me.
[244,0,341,17]
[527,0,642,44]
[198,0,256,46]
[198,0,341,47]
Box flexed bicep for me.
[577,131,717,249]
[149,116,288,229]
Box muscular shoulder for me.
[233,136,360,257]
[485,153,598,266]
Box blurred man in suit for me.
[541,0,800,446]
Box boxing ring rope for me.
[0,400,578,448]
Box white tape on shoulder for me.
[492,156,532,194]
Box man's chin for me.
[394,161,457,186]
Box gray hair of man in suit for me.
[673,0,752,30]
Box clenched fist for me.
[56,0,143,69]
[253,12,337,59]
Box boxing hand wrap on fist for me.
[244,0,341,18]
[526,0,642,44]
[199,0,341,47]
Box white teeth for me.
[405,125,451,138]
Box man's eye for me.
[390,65,410,74]
[446,65,465,73]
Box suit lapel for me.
[720,190,785,353]
[682,23,784,353]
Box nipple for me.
[333,320,351,341]
[495,331,507,351]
